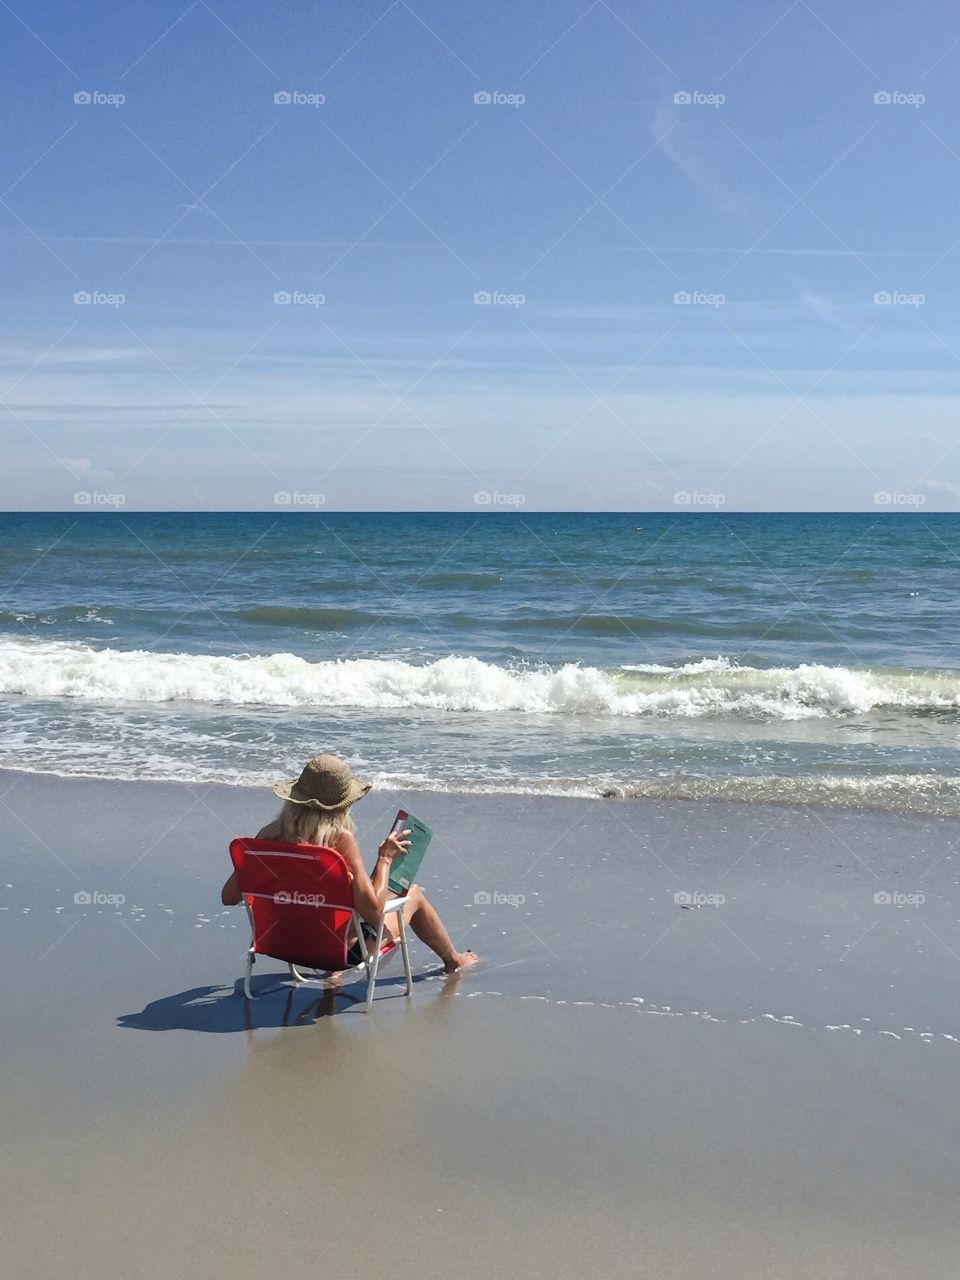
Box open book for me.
[387,809,432,896]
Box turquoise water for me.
[1,512,959,810]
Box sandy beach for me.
[3,769,960,1278]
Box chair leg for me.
[365,921,386,1012]
[243,949,255,999]
[352,912,370,968]
[398,915,413,997]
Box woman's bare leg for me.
[384,885,478,972]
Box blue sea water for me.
[1,511,960,811]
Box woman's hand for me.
[378,829,411,862]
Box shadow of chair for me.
[117,969,423,1034]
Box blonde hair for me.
[258,800,355,847]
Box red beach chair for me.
[228,837,413,1011]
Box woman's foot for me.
[442,949,479,974]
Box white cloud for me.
[918,478,960,501]
[650,101,745,218]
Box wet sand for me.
[3,770,960,1278]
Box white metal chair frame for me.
[242,894,413,1012]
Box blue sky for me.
[3,0,960,510]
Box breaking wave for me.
[2,640,960,719]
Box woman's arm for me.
[221,871,241,906]
[337,827,410,926]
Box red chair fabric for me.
[229,837,357,970]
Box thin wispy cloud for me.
[649,100,746,219]
[795,289,855,333]
[616,246,911,257]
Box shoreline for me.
[2,763,959,818]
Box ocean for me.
[1,511,959,812]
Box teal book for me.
[387,809,432,895]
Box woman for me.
[221,752,478,974]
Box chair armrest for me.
[381,896,409,915]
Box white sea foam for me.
[620,657,735,675]
[2,638,960,719]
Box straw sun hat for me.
[273,753,372,811]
